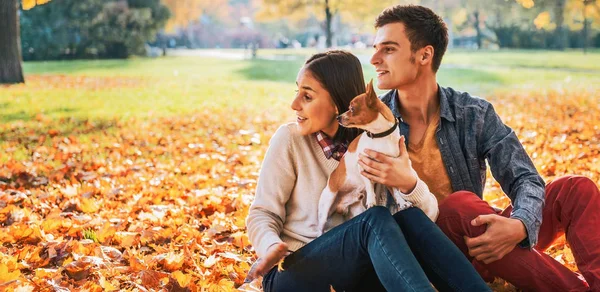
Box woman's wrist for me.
[398,175,418,194]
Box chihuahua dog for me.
[316,80,414,234]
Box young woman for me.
[246,50,490,292]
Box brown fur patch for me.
[377,99,396,122]
[342,95,379,126]
[347,135,360,153]
[328,157,346,193]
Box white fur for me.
[316,113,410,235]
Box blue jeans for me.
[262,206,490,292]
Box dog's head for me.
[337,79,394,130]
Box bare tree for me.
[0,0,24,84]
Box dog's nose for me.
[336,115,343,123]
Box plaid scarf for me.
[315,131,348,161]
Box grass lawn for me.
[2,48,596,123]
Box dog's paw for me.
[365,201,377,209]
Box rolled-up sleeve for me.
[478,103,545,248]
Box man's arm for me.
[478,102,545,248]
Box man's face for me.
[370,22,419,90]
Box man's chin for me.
[375,80,393,90]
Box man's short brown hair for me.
[375,5,448,72]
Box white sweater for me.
[246,123,438,258]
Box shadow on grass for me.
[0,107,77,123]
[237,59,303,82]
[23,59,135,75]
[0,117,117,146]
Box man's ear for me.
[420,45,434,65]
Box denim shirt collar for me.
[385,85,455,123]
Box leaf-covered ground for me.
[1,58,599,291]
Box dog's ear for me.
[366,79,377,108]
[366,79,374,94]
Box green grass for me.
[443,48,600,71]
[1,49,598,124]
[257,48,600,71]
[5,57,294,122]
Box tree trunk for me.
[583,2,589,54]
[554,0,568,50]
[582,0,596,54]
[324,0,332,48]
[473,10,482,49]
[0,0,25,84]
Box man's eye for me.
[304,95,312,101]
[385,47,394,53]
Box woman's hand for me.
[245,242,289,283]
[358,136,417,193]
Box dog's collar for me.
[366,118,399,139]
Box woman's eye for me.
[304,95,312,101]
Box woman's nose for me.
[291,96,301,111]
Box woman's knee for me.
[362,206,392,221]
[392,206,428,225]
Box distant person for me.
[363,4,600,291]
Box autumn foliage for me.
[0,75,599,291]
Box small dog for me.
[316,80,412,234]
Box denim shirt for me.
[381,86,545,248]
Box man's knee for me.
[437,191,493,244]
[569,175,599,196]
[549,175,600,201]
[438,191,492,220]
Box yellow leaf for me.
[0,262,21,282]
[22,0,36,10]
[99,274,118,291]
[171,270,191,288]
[22,0,52,10]
[80,198,100,213]
[162,251,184,271]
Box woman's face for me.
[291,67,339,137]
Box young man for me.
[359,4,600,291]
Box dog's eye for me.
[349,106,354,113]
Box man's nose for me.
[370,53,380,65]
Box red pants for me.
[437,176,600,292]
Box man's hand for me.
[244,242,289,283]
[358,135,417,193]
[465,214,527,264]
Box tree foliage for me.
[20,0,170,60]
[161,0,229,33]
